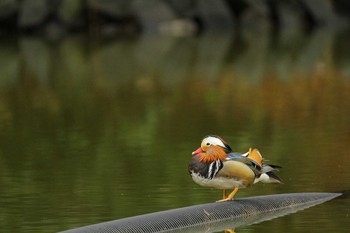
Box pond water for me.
[0,28,349,233]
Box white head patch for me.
[201,136,226,148]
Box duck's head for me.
[192,135,232,162]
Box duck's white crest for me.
[202,136,226,148]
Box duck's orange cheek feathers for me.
[199,146,227,163]
[199,153,217,163]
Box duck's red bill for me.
[192,147,203,155]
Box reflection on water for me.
[0,28,349,233]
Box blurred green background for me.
[0,1,350,233]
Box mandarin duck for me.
[188,135,282,201]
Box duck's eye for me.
[206,142,210,146]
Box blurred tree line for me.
[0,0,349,37]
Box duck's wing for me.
[226,153,261,168]
[225,152,262,176]
[227,149,263,165]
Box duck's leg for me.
[224,229,236,233]
[223,189,227,199]
[217,186,239,202]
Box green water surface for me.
[0,29,349,232]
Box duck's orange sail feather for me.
[247,148,263,167]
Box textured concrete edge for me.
[59,192,342,233]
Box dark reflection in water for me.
[0,28,349,233]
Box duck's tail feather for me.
[265,171,283,184]
[255,164,283,184]
[262,164,282,173]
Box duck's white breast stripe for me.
[207,160,223,179]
